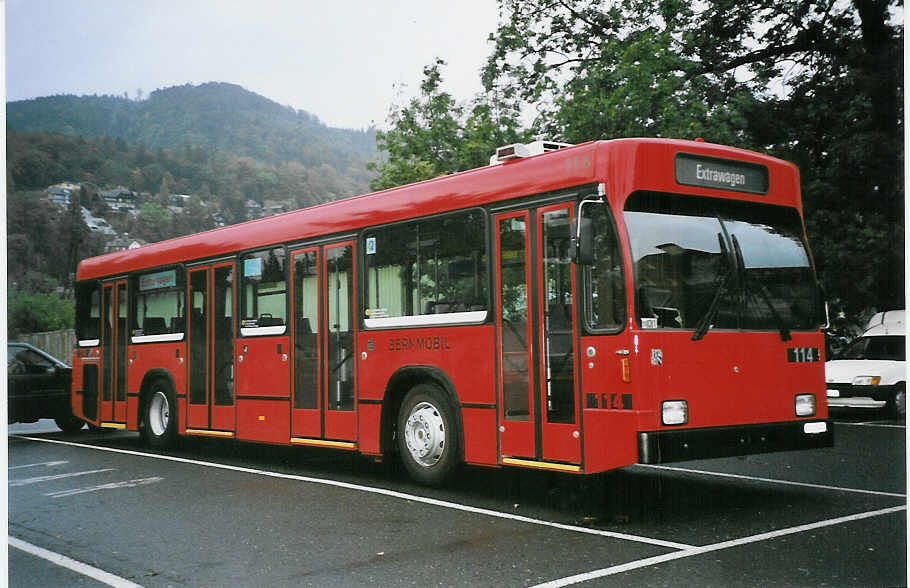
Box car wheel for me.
[397,383,460,486]
[144,379,178,448]
[54,413,85,434]
[886,383,905,419]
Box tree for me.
[484,0,903,316]
[8,291,75,336]
[63,187,90,288]
[370,59,529,191]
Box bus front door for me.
[99,280,128,428]
[496,204,581,466]
[186,262,236,436]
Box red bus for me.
[70,138,833,485]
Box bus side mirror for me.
[570,217,594,265]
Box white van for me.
[825,310,905,417]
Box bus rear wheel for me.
[144,379,177,448]
[397,383,459,486]
[54,413,85,434]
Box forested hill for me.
[6,82,376,171]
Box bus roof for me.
[76,138,801,281]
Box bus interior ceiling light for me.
[490,140,574,165]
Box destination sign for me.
[139,269,177,291]
[675,153,769,195]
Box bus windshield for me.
[624,191,821,333]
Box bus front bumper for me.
[638,420,833,464]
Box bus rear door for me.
[186,262,236,437]
[99,279,128,429]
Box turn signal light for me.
[621,357,631,382]
[852,375,881,386]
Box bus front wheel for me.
[397,383,459,486]
[144,379,177,448]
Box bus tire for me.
[144,379,177,448]
[54,413,85,434]
[397,383,460,486]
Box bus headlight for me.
[852,375,881,386]
[662,400,688,425]
[795,394,816,417]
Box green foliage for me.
[479,0,903,317]
[370,59,530,191]
[8,290,76,336]
[7,83,385,334]
[7,82,377,172]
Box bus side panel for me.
[461,407,498,465]
[127,342,188,430]
[127,394,140,431]
[237,399,290,444]
[357,325,496,463]
[582,409,638,473]
[236,336,291,398]
[358,403,382,455]
[358,325,495,401]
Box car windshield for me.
[838,335,905,361]
[624,191,822,333]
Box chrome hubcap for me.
[149,391,170,436]
[404,402,445,467]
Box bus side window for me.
[584,203,625,331]
[364,209,488,327]
[76,281,102,345]
[130,268,186,342]
[240,247,288,335]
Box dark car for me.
[8,342,84,433]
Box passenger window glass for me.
[131,269,186,341]
[76,282,101,345]
[241,247,287,335]
[364,210,487,327]
[583,202,625,331]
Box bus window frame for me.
[129,266,187,344]
[239,245,290,337]
[577,196,628,337]
[360,207,491,330]
[76,279,102,347]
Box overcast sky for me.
[5,0,499,130]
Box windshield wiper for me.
[692,233,735,341]
[731,234,791,341]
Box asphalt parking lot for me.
[8,408,906,587]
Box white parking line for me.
[46,476,164,498]
[8,469,115,487]
[9,536,143,588]
[532,504,907,587]
[11,435,692,550]
[837,421,906,429]
[634,464,906,498]
[8,460,68,470]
